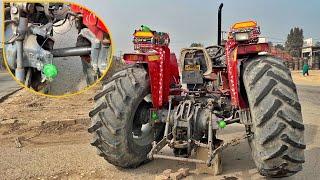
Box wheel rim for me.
[132,94,154,146]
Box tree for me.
[275,44,285,51]
[190,43,204,47]
[316,41,320,47]
[285,27,304,57]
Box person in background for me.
[303,63,310,76]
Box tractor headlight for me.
[235,32,250,41]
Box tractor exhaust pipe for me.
[51,46,91,57]
[217,3,223,46]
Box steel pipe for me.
[51,46,91,57]
[15,40,25,81]
[153,154,206,164]
[225,118,240,125]
[164,97,172,139]
[15,17,28,82]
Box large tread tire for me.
[242,56,305,177]
[89,65,153,168]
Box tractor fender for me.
[123,49,179,108]
[70,4,108,41]
[225,40,270,109]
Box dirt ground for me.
[291,70,320,86]
[0,70,319,180]
[0,87,95,125]
[49,20,88,95]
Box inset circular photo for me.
[3,1,112,96]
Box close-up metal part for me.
[3,2,112,95]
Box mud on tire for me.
[242,56,305,177]
[89,65,154,168]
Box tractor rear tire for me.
[242,56,305,177]
[89,65,155,168]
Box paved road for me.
[0,71,20,100]
[0,85,319,180]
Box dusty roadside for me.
[0,71,20,102]
[291,70,320,86]
[0,87,95,125]
[0,58,122,125]
[0,70,319,180]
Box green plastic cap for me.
[151,111,159,121]
[43,64,58,80]
[217,120,227,129]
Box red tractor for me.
[89,4,305,177]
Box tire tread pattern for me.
[89,66,151,168]
[243,56,305,177]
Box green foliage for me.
[285,27,304,57]
[316,41,320,47]
[190,43,204,47]
[275,44,285,51]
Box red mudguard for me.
[123,48,179,108]
[225,40,269,108]
[70,4,108,40]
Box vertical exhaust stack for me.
[218,3,223,46]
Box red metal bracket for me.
[70,4,108,41]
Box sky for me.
[1,0,320,55]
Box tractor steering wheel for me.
[206,45,225,59]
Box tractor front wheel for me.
[243,56,305,177]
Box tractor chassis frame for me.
[148,132,251,167]
[148,96,250,167]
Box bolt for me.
[151,111,158,121]
[11,6,19,14]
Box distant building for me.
[302,38,320,66]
